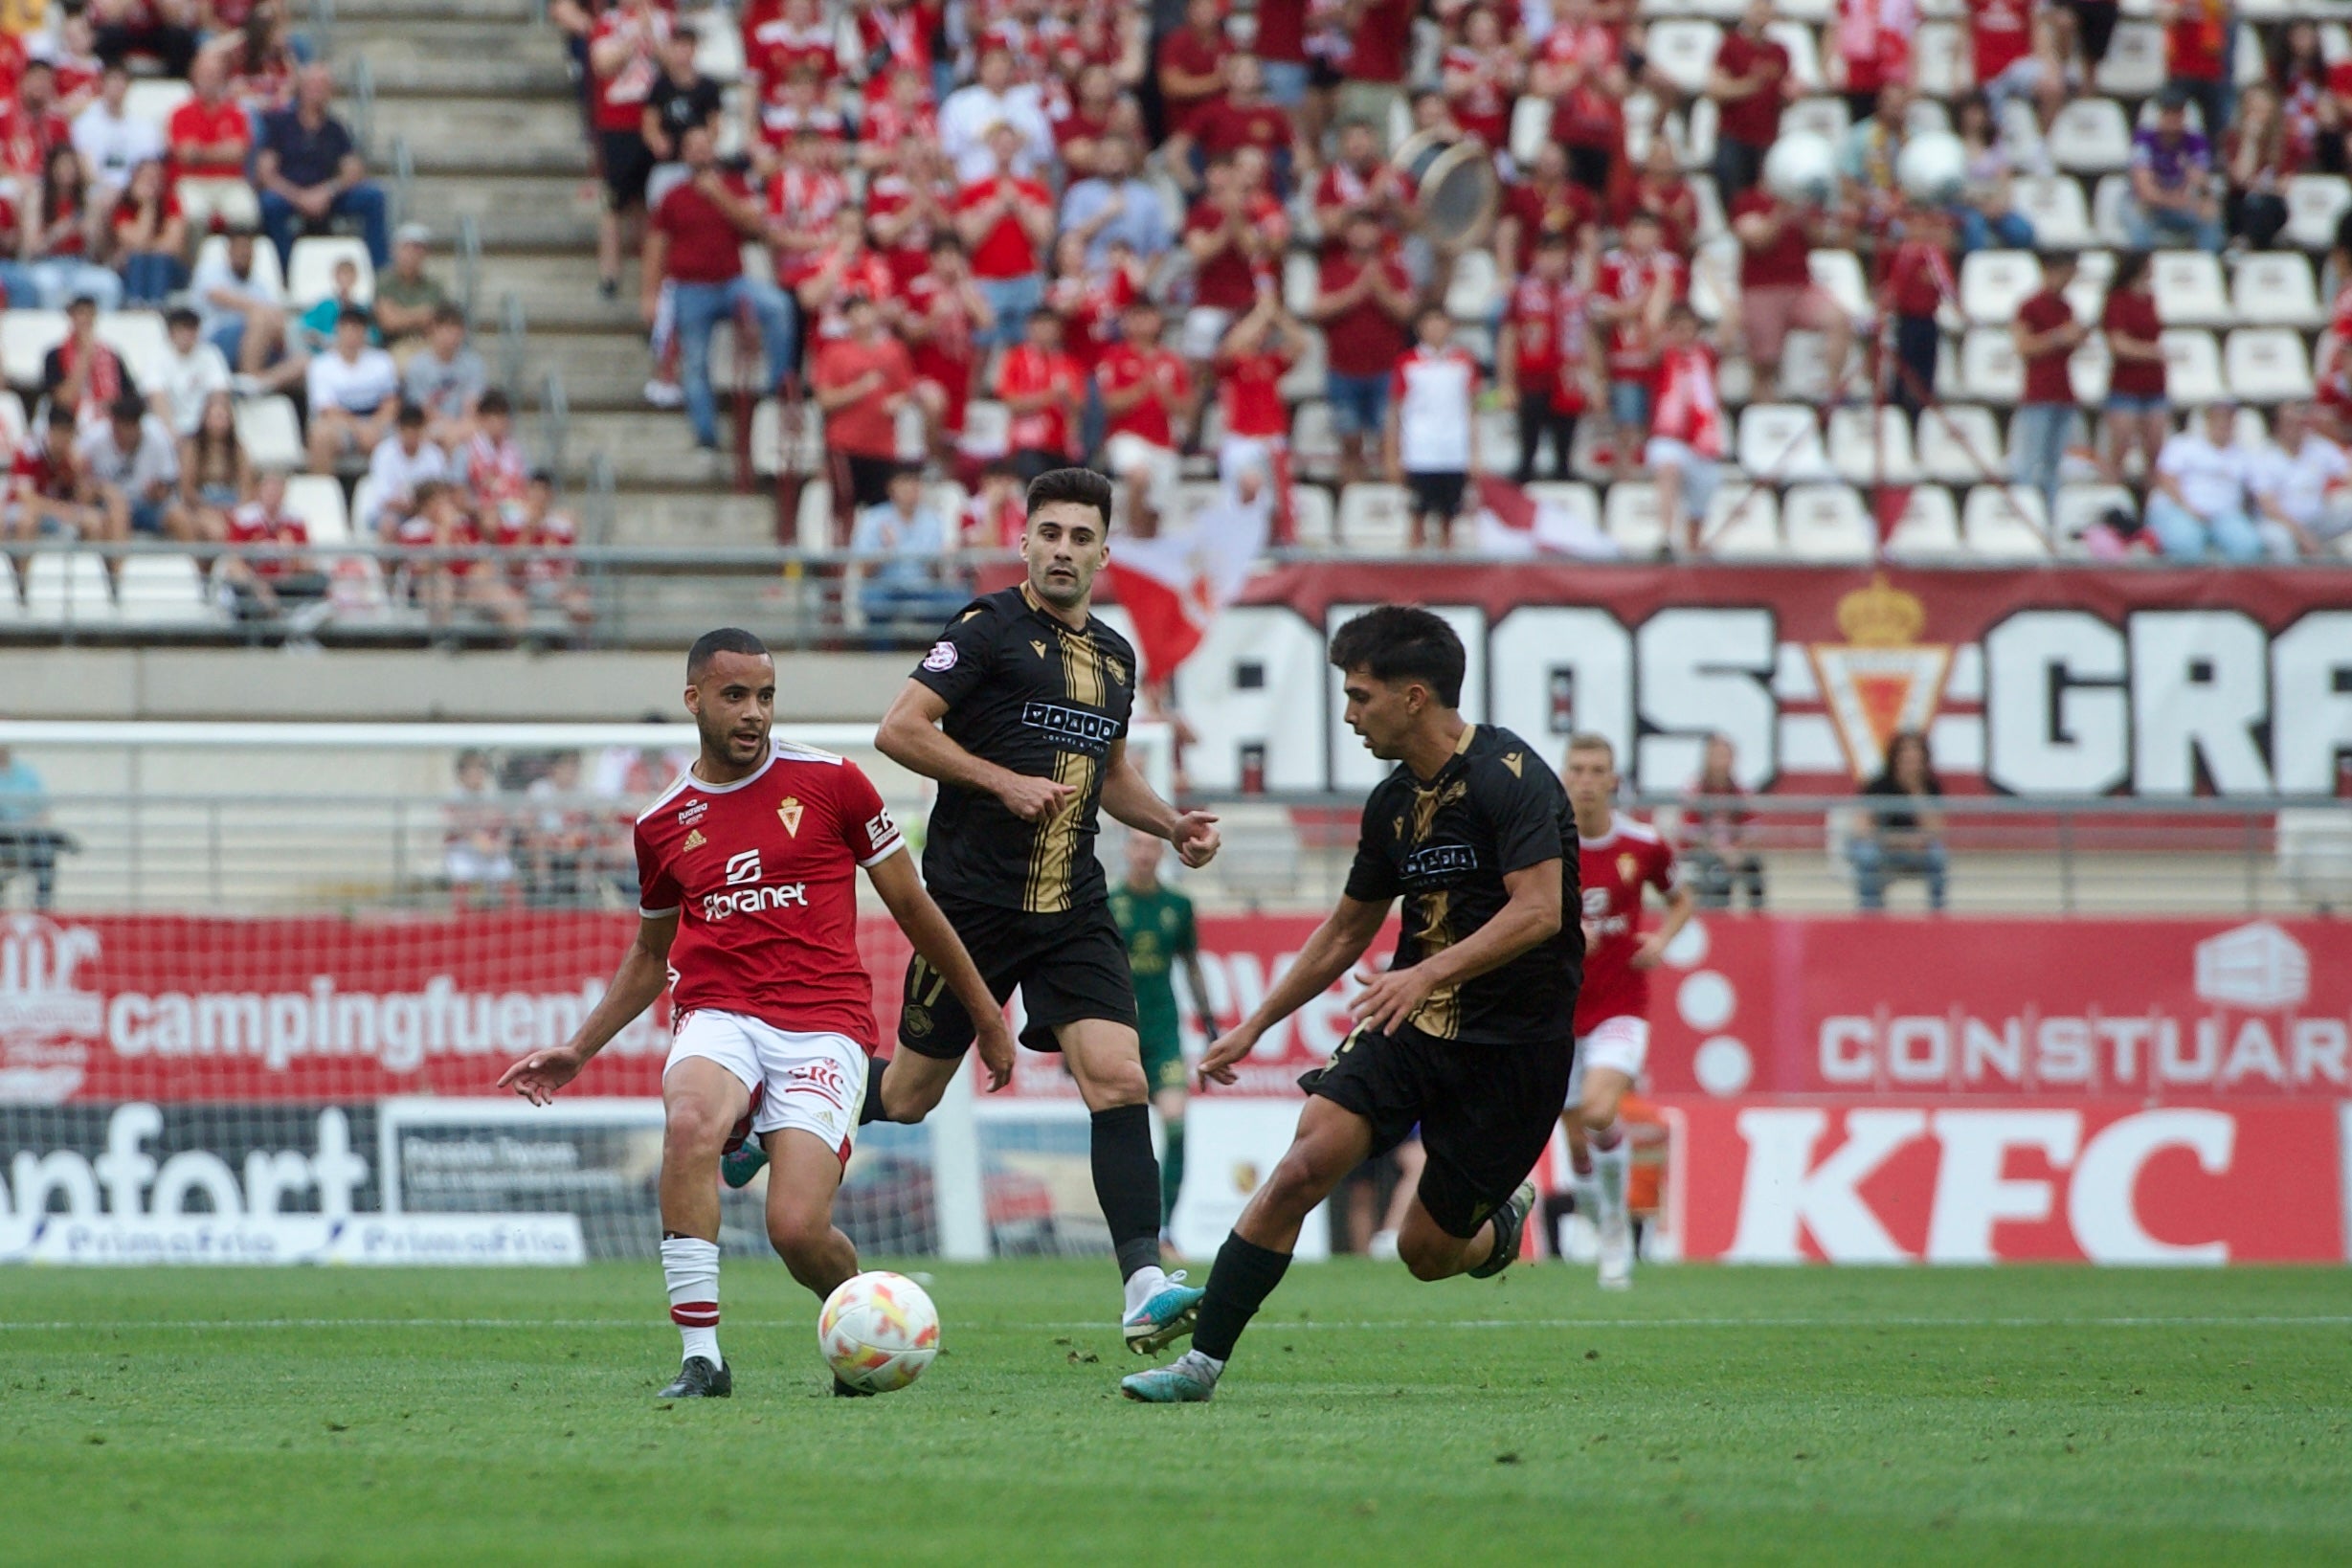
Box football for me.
[819,1270,941,1394]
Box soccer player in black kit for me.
[1124,605,1582,1402]
[873,466,1222,1350]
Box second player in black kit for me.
[897,578,1142,1054]
[1311,721,1583,1238]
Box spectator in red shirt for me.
[1831,0,1916,123]
[2010,251,2085,532]
[1440,7,1521,155]
[1497,231,1592,484]
[0,61,72,194]
[112,158,188,306]
[2162,0,2230,144]
[168,53,259,235]
[996,305,1085,482]
[221,469,331,625]
[1731,183,1853,402]
[1156,0,1230,179]
[1097,299,1192,536]
[1707,0,1792,205]
[1534,0,1629,191]
[1879,206,1955,419]
[1495,140,1600,280]
[1255,0,1311,111]
[1180,154,1284,394]
[1337,0,1414,152]
[795,204,896,344]
[1593,211,1685,481]
[900,232,992,464]
[815,291,928,515]
[1312,119,1417,258]
[589,0,670,298]
[7,405,123,599]
[1311,209,1418,485]
[2099,251,2168,490]
[954,121,1056,351]
[1194,56,1301,199]
[1214,291,1303,535]
[1611,138,1703,258]
[641,123,796,451]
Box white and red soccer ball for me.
[819,1270,940,1394]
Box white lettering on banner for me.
[1814,1009,2352,1092]
[2129,611,2273,795]
[1983,612,2129,796]
[1327,603,1489,792]
[8,1214,585,1266]
[1635,608,1777,791]
[1725,1108,2241,1264]
[1726,1108,1922,1263]
[2272,614,2352,794]
[5,1104,369,1220]
[1171,607,1329,792]
[1489,608,1637,775]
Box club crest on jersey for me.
[922,640,958,672]
[778,796,804,837]
[678,799,707,825]
[1107,657,1128,685]
[1618,853,1638,884]
[683,829,706,852]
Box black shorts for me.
[1406,470,1467,521]
[1303,1023,1572,1240]
[599,128,656,207]
[898,896,1139,1059]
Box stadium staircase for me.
[334,0,774,547]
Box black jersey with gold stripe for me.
[907,584,1139,913]
[1342,723,1583,1045]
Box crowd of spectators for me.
[554,0,2352,562]
[441,742,690,908]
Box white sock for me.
[661,1235,721,1366]
[1592,1126,1630,1232]
[1123,1264,1170,1317]
[1179,1348,1224,1380]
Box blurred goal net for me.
[0,720,1171,1266]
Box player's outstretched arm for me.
[1351,860,1563,1036]
[1100,737,1219,867]
[875,679,1075,823]
[865,849,1019,1092]
[1198,893,1390,1089]
[496,913,679,1104]
[1634,883,1696,970]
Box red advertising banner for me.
[1123,563,2352,798]
[1656,1097,2348,1264]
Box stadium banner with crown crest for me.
[1130,564,2352,797]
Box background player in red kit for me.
[1560,731,1691,1289]
[497,627,1008,1400]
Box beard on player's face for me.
[693,697,769,764]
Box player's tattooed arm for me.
[1350,861,1564,1036]
[1100,737,1220,866]
[864,850,1019,1091]
[497,913,680,1104]
[1198,894,1390,1088]
[875,679,1076,823]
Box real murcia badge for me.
[1808,574,1951,780]
[778,797,804,837]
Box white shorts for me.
[665,1009,868,1163]
[1568,1015,1650,1102]
[1104,433,1180,512]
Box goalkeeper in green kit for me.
[1109,830,1215,1259]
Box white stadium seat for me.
[123,78,193,129]
[1828,406,1920,485]
[1334,482,1412,552]
[1959,250,2042,325]
[2226,329,2316,403]
[116,553,212,625]
[1275,325,1325,403]
[2069,332,2114,405]
[2050,100,2133,174]
[1912,23,1967,99]
[2094,23,2168,96]
[1702,483,1782,557]
[1959,327,2024,404]
[2230,253,2323,328]
[1509,95,1551,167]
[957,400,1009,460]
[694,20,745,80]
[1283,251,1319,316]
[2150,251,2229,326]
[1766,21,1825,90]
[1523,482,1602,542]
[1289,399,1338,482]
[22,552,117,626]
[2010,176,2095,251]
[1917,405,2007,484]
[286,235,375,309]
[2063,249,2115,325]
[1780,98,1850,144]
[0,309,65,388]
[1781,482,1877,561]
[1962,484,2053,561]
[1644,21,1722,95]
[2054,483,2138,554]
[1775,0,1831,22]
[1884,484,1964,559]
[1807,249,1871,322]
[793,480,831,552]
[1288,483,1336,549]
[2161,329,2227,404]
[1602,482,1668,554]
[2091,173,2135,248]
[2284,175,2352,251]
[282,474,351,546]
[1736,404,1833,482]
[96,311,172,391]
[0,390,24,448]
[235,396,304,470]
[1444,248,1501,321]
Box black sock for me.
[1193,1233,1291,1362]
[859,1064,888,1127]
[1090,1103,1163,1280]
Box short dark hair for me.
[1329,605,1466,707]
[478,388,511,416]
[109,392,146,425]
[396,401,426,428]
[1025,466,1114,529]
[336,304,372,329]
[166,306,200,330]
[431,302,464,328]
[687,626,771,682]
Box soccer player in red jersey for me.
[498,628,1009,1400]
[1560,731,1691,1289]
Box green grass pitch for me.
[5,1260,2350,1565]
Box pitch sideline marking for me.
[6,1314,2351,1333]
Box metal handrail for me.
[586,448,616,542]
[540,369,570,487]
[350,54,375,160]
[457,214,483,325]
[498,289,526,394]
[390,133,414,233]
